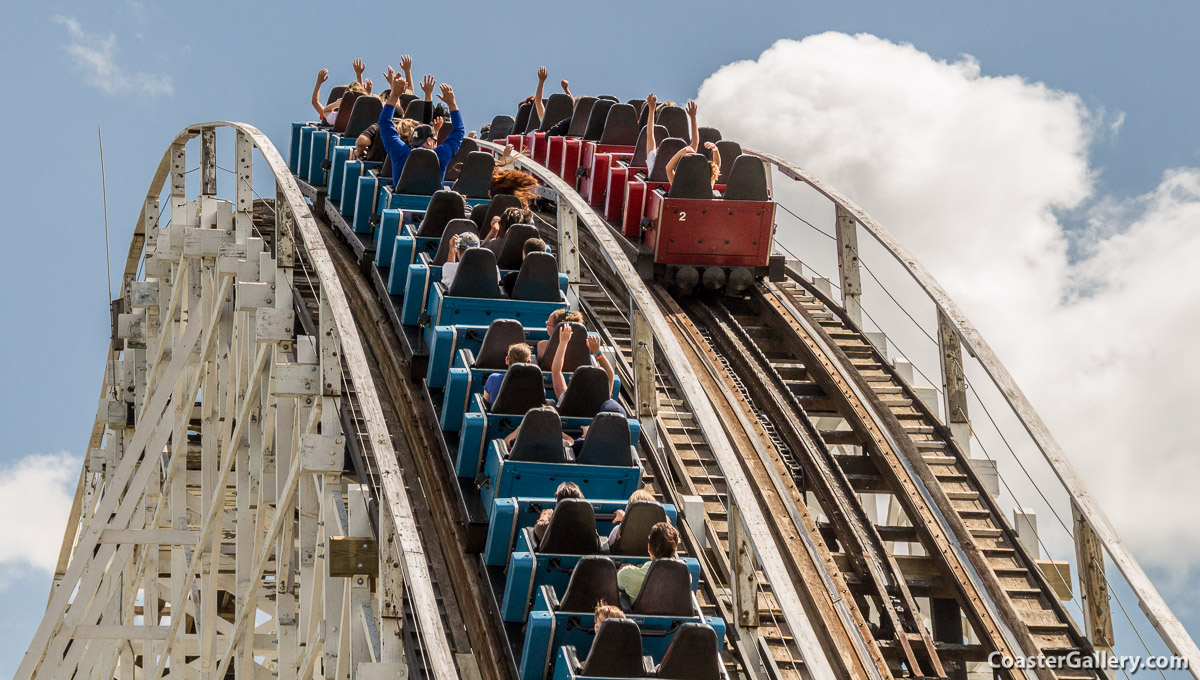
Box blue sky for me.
[1,1,1197,675]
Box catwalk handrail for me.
[748,147,1200,673]
[121,122,458,679]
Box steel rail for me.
[749,148,1200,675]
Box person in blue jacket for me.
[378,70,464,186]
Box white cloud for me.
[698,33,1200,602]
[53,14,172,96]
[0,452,80,575]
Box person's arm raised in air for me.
[551,324,573,400]
[436,83,465,161]
[686,100,700,149]
[311,69,330,119]
[419,74,436,124]
[560,79,573,98]
[587,334,615,397]
[352,58,365,86]
[399,55,415,94]
[644,93,658,155]
[534,67,549,120]
[706,142,721,184]
[378,67,413,174]
[664,145,692,183]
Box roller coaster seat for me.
[416,191,468,237]
[603,125,667,221]
[479,194,525,232]
[573,413,636,468]
[502,545,696,623]
[641,155,777,270]
[514,101,537,140]
[538,322,591,371]
[489,115,515,141]
[621,138,688,237]
[511,252,563,302]
[481,430,643,510]
[403,99,430,121]
[654,623,726,680]
[629,559,695,617]
[557,366,614,418]
[666,154,716,200]
[493,223,540,266]
[421,262,565,348]
[487,364,548,415]
[485,498,677,568]
[455,395,638,479]
[443,136,479,183]
[607,501,667,557]
[425,320,553,389]
[451,151,496,199]
[555,618,647,680]
[714,141,742,185]
[524,574,725,680]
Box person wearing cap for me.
[378,69,465,187]
[441,232,500,289]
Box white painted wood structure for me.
[18,123,459,680]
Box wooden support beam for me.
[835,205,863,326]
[1074,503,1114,649]
[937,309,970,448]
[200,127,217,196]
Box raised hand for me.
[316,68,329,85]
[703,141,717,151]
[586,334,600,354]
[560,79,570,93]
[432,116,445,135]
[437,83,456,109]
[645,92,657,108]
[421,74,436,98]
[352,58,365,78]
[383,66,397,87]
[559,324,574,345]
[683,145,696,153]
[686,100,697,117]
[399,54,413,71]
[364,77,373,94]
[537,66,548,82]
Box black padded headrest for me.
[342,96,383,139]
[597,95,619,102]
[578,619,643,678]
[668,154,715,199]
[656,106,689,140]
[715,140,742,184]
[332,91,362,133]
[539,94,574,132]
[394,148,443,195]
[538,322,591,372]
[698,126,722,151]
[723,155,769,201]
[597,104,638,146]
[402,99,429,122]
[443,136,479,183]
[647,138,688,182]
[488,115,514,141]
[629,125,667,168]
[479,194,523,233]
[655,624,722,680]
[431,219,478,266]
[469,202,489,229]
[608,501,667,556]
[513,101,535,139]
[416,191,466,238]
[508,407,567,463]
[538,498,600,554]
[380,153,393,179]
[398,93,418,111]
[474,319,526,370]
[510,252,560,302]
[489,363,547,415]
[451,152,495,199]
[557,365,610,418]
[446,247,500,299]
[495,223,539,270]
[626,98,646,116]
[575,413,634,467]
[557,556,620,613]
[581,99,616,141]
[524,109,542,134]
[631,559,693,616]
[325,86,347,106]
[565,97,597,137]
